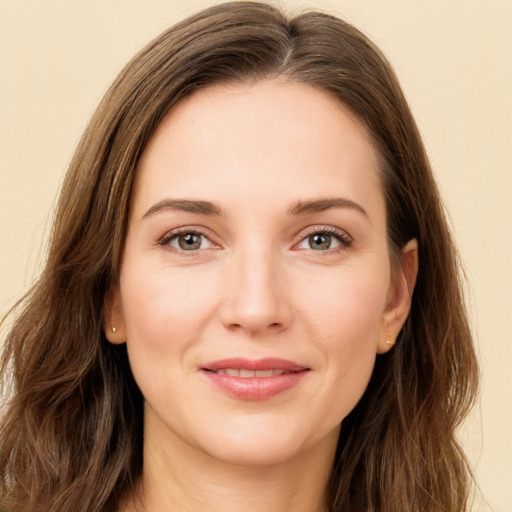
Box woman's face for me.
[106,80,415,467]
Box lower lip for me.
[201,370,308,400]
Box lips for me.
[200,358,310,401]
[211,368,289,377]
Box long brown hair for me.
[0,2,478,511]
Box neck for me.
[121,417,338,512]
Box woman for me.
[0,2,478,511]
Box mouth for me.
[200,358,310,400]
[205,368,293,377]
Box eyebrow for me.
[142,199,224,218]
[287,197,368,218]
[142,197,368,219]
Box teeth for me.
[213,369,289,377]
[255,370,273,377]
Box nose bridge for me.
[221,237,290,334]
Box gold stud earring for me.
[112,327,117,333]
[385,333,394,346]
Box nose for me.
[218,244,293,337]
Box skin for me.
[105,79,418,512]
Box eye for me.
[161,230,216,252]
[296,228,352,252]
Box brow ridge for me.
[143,199,224,218]
[142,196,368,219]
[287,197,368,217]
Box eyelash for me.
[158,226,353,256]
[297,226,353,254]
[158,227,217,256]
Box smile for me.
[200,358,310,400]
[208,368,291,377]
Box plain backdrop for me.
[1,0,511,510]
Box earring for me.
[112,327,117,333]
[385,333,394,346]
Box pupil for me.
[310,233,331,250]
[179,233,201,250]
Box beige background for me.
[1,0,511,510]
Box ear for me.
[377,239,419,354]
[103,284,127,344]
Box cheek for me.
[123,259,219,323]
[300,265,389,343]
[119,264,222,373]
[297,265,389,392]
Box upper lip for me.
[201,357,309,372]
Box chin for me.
[204,439,305,467]
[194,417,339,468]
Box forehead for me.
[132,79,384,219]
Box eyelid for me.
[158,224,353,255]
[293,225,353,252]
[158,226,221,254]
